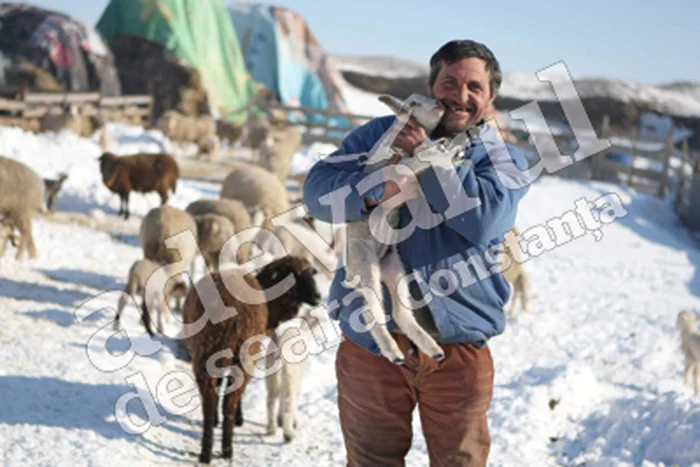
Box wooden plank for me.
[100,95,153,106]
[657,128,674,196]
[0,98,26,111]
[25,92,100,104]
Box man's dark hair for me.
[429,40,502,97]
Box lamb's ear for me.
[378,95,404,115]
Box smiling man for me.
[303,40,529,467]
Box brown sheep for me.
[98,152,179,220]
[182,256,321,464]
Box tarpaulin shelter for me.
[97,0,255,123]
[0,3,120,95]
[229,3,350,115]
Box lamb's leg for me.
[113,286,132,331]
[345,222,404,364]
[381,249,444,361]
[266,343,281,435]
[521,273,531,314]
[693,362,700,394]
[195,372,217,464]
[15,215,31,261]
[139,300,154,336]
[0,228,10,259]
[507,285,520,317]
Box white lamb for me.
[343,94,466,364]
[677,310,700,393]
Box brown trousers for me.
[336,334,494,467]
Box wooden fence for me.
[590,115,678,196]
[0,85,153,128]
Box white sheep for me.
[677,310,700,394]
[156,110,219,160]
[219,162,290,229]
[500,227,531,316]
[139,205,198,274]
[186,198,253,264]
[0,156,45,260]
[258,125,303,182]
[193,213,235,272]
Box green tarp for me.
[96,0,255,123]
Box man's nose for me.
[454,83,469,103]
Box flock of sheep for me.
[0,113,345,464]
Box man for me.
[303,40,529,466]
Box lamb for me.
[219,162,290,229]
[0,156,45,260]
[113,259,188,335]
[500,227,531,316]
[343,94,466,364]
[185,198,253,264]
[43,172,68,213]
[258,124,303,182]
[98,152,179,220]
[139,205,198,272]
[182,255,321,464]
[677,310,700,394]
[264,310,328,443]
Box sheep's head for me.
[195,214,234,253]
[677,310,697,334]
[256,255,322,328]
[97,152,118,183]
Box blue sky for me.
[27,0,699,85]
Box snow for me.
[2,114,700,466]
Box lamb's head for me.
[379,93,445,135]
[256,255,322,328]
[677,310,697,334]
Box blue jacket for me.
[303,115,530,354]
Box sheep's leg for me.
[15,215,32,261]
[117,195,124,216]
[282,360,305,443]
[0,228,10,259]
[521,273,531,314]
[693,362,700,394]
[158,188,168,206]
[265,353,281,435]
[139,299,154,336]
[196,372,218,464]
[507,285,520,317]
[685,356,694,386]
[381,249,444,361]
[121,193,130,220]
[235,400,244,427]
[222,376,245,460]
[113,287,132,331]
[345,222,404,364]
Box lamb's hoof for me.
[341,274,361,288]
[392,356,405,365]
[266,425,276,436]
[283,432,295,443]
[432,352,445,361]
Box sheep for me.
[341,94,464,364]
[219,162,291,229]
[43,172,68,213]
[0,156,45,260]
[677,310,700,394]
[193,214,235,272]
[139,205,198,272]
[113,259,188,335]
[258,125,303,182]
[98,152,179,220]
[500,227,531,316]
[186,198,254,264]
[155,110,219,160]
[182,255,321,464]
[0,221,19,252]
[40,104,93,137]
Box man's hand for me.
[393,117,428,155]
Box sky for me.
[26,0,700,85]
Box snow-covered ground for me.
[1,109,700,466]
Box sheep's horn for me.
[378,95,404,115]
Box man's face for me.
[430,57,495,135]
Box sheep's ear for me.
[378,95,403,114]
